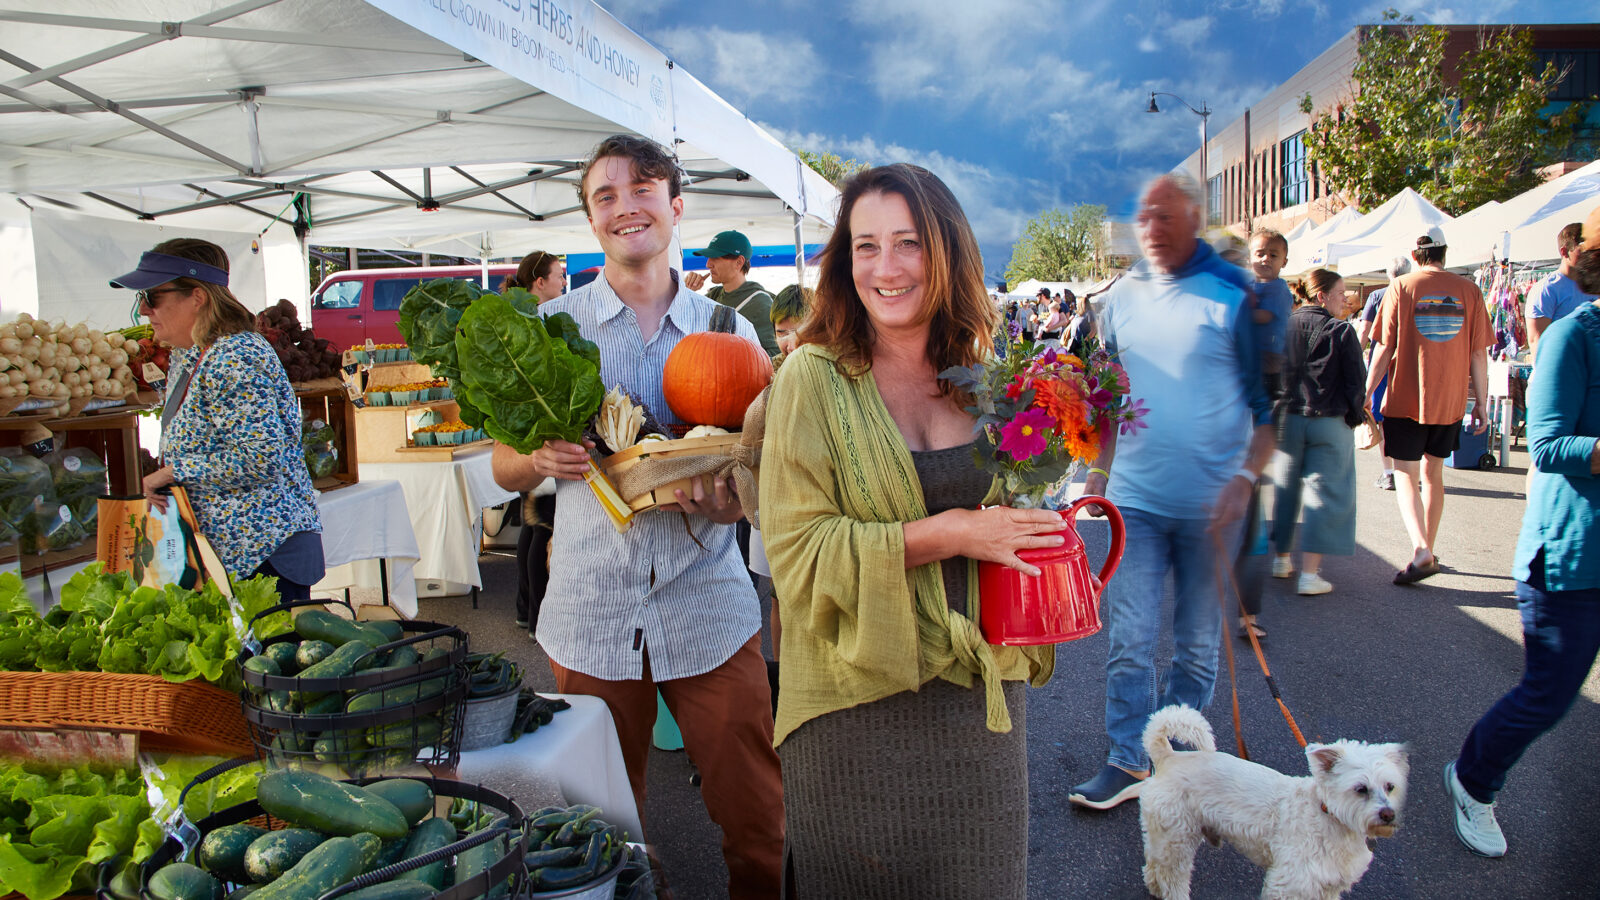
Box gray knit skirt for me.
[779,678,1028,899]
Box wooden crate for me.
[353,399,468,463]
[600,433,749,512]
[297,386,359,491]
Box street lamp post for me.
[1147,92,1212,224]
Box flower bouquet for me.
[939,333,1147,645]
[940,335,1147,508]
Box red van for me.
[309,264,518,351]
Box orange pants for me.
[550,634,784,899]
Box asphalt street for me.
[428,439,1600,899]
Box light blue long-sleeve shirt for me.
[1515,302,1600,592]
[1098,241,1271,520]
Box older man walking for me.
[1069,173,1275,809]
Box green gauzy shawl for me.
[760,343,1054,746]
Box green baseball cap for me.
[692,230,752,259]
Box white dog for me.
[1138,705,1408,900]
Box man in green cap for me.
[685,229,780,356]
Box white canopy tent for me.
[1440,159,1600,268]
[1283,206,1362,275]
[0,0,838,326]
[1309,188,1454,279]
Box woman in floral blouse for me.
[111,239,323,600]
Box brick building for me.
[1175,23,1600,237]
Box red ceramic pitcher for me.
[977,496,1125,646]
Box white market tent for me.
[1280,216,1316,248]
[0,0,839,327]
[1440,159,1600,268]
[1283,206,1362,275]
[1313,188,1454,279]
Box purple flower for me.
[1007,321,1023,340]
[1119,398,1150,436]
[999,407,1056,461]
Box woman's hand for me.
[907,507,1067,578]
[143,465,176,513]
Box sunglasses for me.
[135,287,187,307]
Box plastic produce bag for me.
[0,448,58,554]
[302,418,338,480]
[44,447,108,545]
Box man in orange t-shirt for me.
[1365,226,1491,585]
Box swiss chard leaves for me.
[454,296,604,454]
[397,278,480,382]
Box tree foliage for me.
[796,149,870,186]
[1300,12,1585,215]
[1004,204,1107,285]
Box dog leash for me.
[1212,528,1309,760]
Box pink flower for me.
[999,407,1056,461]
[1119,398,1151,436]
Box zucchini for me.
[346,677,449,715]
[294,640,336,671]
[256,769,410,840]
[243,828,324,883]
[147,863,223,900]
[196,823,268,883]
[451,832,506,900]
[366,619,404,643]
[242,656,280,679]
[350,832,384,869]
[301,694,346,716]
[295,610,390,648]
[363,779,434,827]
[367,717,442,750]
[263,641,299,674]
[356,750,419,779]
[265,690,297,713]
[380,645,419,670]
[366,836,409,874]
[337,882,436,900]
[394,817,455,890]
[297,640,377,681]
[224,886,261,900]
[248,836,365,900]
[313,732,368,762]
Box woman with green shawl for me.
[761,164,1063,898]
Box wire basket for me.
[238,600,470,774]
[127,758,530,900]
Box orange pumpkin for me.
[663,306,773,428]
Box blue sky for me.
[601,0,1593,282]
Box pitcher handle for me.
[1064,495,1125,592]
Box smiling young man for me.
[489,134,782,899]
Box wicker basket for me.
[0,671,252,757]
[599,433,752,513]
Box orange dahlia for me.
[1063,418,1102,463]
[1034,377,1087,429]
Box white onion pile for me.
[0,313,140,404]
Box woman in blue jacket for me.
[1443,227,1600,859]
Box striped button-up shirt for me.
[534,270,763,681]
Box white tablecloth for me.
[456,694,643,841]
[313,480,422,616]
[358,446,518,598]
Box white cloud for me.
[655,27,821,108]
[1138,35,1161,52]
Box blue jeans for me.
[1455,562,1600,803]
[1103,507,1243,771]
[1271,414,1357,557]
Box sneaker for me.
[515,617,529,629]
[1444,761,1507,857]
[1069,764,1146,810]
[1271,556,1294,579]
[1376,472,1395,491]
[1297,572,1334,595]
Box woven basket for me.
[0,671,252,757]
[599,433,750,512]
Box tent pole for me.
[793,210,804,287]
[480,232,490,288]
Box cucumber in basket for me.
[255,769,409,839]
